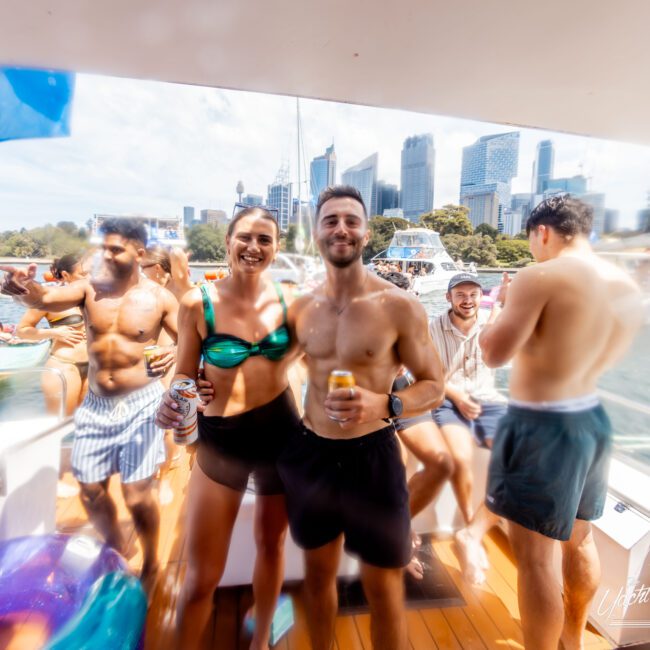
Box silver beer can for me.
[169,379,199,445]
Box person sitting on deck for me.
[429,272,508,585]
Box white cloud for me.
[0,73,648,230]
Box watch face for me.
[390,394,404,417]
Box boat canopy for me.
[2,1,650,145]
[386,229,445,260]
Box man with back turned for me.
[479,196,643,650]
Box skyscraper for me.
[266,175,291,231]
[544,175,588,195]
[242,194,263,207]
[201,209,228,227]
[341,153,378,215]
[310,144,336,203]
[375,180,399,216]
[459,131,519,230]
[183,206,195,229]
[400,134,435,221]
[532,140,554,194]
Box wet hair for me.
[50,253,81,281]
[99,218,148,246]
[227,206,279,239]
[526,195,593,238]
[144,244,171,273]
[315,185,367,220]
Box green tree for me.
[0,232,45,258]
[187,224,227,262]
[56,221,80,236]
[495,239,533,267]
[514,230,528,240]
[474,223,499,240]
[364,216,411,261]
[419,204,473,236]
[441,234,498,267]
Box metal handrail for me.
[0,366,67,421]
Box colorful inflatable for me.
[0,534,146,649]
[480,285,501,310]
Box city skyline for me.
[0,73,648,231]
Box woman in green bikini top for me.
[16,253,90,415]
[199,281,290,368]
[169,206,300,648]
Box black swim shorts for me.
[486,404,612,541]
[197,387,301,495]
[278,423,411,569]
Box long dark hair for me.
[51,253,81,280]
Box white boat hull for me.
[411,270,459,294]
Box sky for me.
[1,73,649,230]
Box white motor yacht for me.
[371,228,468,294]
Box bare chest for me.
[298,301,395,367]
[85,289,163,342]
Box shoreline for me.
[1,257,521,272]
[0,257,229,267]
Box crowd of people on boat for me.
[0,187,644,650]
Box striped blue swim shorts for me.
[72,381,165,484]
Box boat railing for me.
[0,366,67,422]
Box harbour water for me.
[1,264,648,468]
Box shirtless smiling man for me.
[279,186,445,650]
[1,218,179,590]
[479,196,643,650]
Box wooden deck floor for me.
[6,448,614,649]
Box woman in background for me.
[17,253,89,415]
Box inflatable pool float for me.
[0,339,51,371]
[0,534,146,649]
[480,286,501,310]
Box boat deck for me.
[12,449,614,649]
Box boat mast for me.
[295,97,305,254]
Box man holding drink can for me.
[279,186,445,650]
[1,218,179,594]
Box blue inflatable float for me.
[0,534,146,649]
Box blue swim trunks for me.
[433,399,506,448]
[485,403,612,541]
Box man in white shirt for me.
[429,273,506,584]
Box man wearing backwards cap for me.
[428,272,507,585]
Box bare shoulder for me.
[180,285,205,310]
[288,287,318,319]
[366,274,426,322]
[275,281,299,308]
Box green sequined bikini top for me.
[199,283,290,369]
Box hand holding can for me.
[143,346,164,377]
[169,379,200,445]
[327,370,356,423]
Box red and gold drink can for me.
[169,379,200,445]
[143,345,163,377]
[328,370,356,394]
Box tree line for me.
[0,205,534,267]
[284,204,534,268]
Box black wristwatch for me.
[387,393,404,418]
